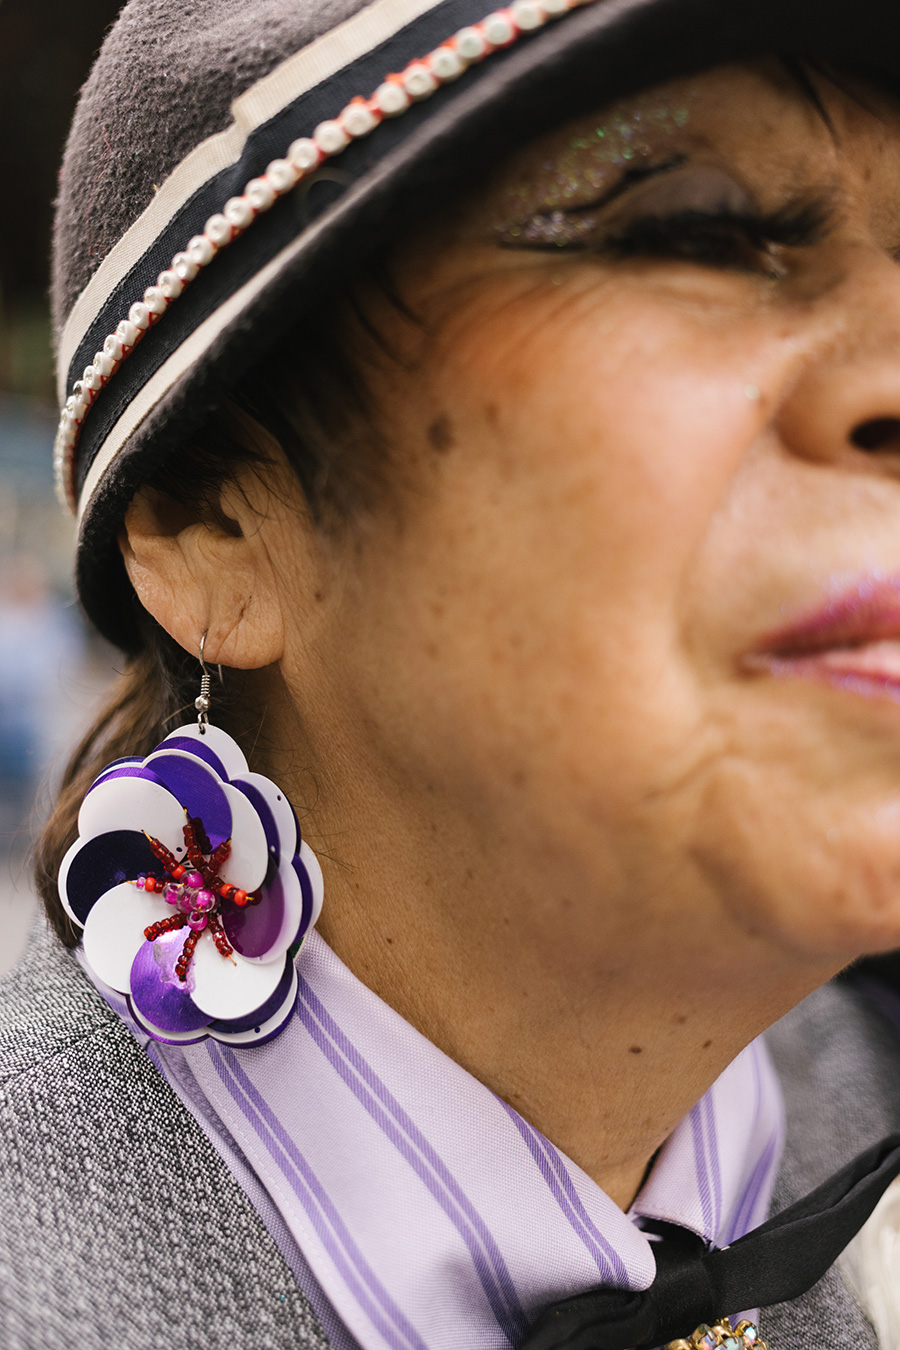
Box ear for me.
[119,459,301,669]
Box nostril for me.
[850,417,900,452]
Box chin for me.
[737,855,900,965]
[691,768,900,964]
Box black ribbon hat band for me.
[521,1134,900,1350]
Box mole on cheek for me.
[427,414,456,453]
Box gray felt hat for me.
[53,0,900,647]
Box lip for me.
[749,574,900,699]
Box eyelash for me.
[601,201,830,274]
[504,198,830,275]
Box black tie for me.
[520,1133,900,1350]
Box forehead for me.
[483,60,900,219]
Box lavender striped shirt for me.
[90,933,784,1350]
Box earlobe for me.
[119,484,286,670]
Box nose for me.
[776,251,900,470]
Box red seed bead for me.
[220,883,235,900]
[233,890,248,907]
[209,843,231,875]
[171,865,186,880]
[144,913,184,941]
[149,835,178,866]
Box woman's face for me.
[264,60,900,979]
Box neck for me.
[310,825,834,1211]
[257,683,839,1211]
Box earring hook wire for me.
[196,629,213,734]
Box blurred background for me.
[0,1,124,970]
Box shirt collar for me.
[130,932,783,1350]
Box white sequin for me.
[511,0,547,28]
[115,319,140,349]
[287,137,322,171]
[246,176,277,212]
[266,158,300,192]
[313,120,350,155]
[204,213,234,247]
[374,81,410,116]
[403,62,438,99]
[172,251,200,283]
[128,301,151,331]
[483,12,517,45]
[341,101,379,138]
[455,26,488,60]
[143,285,167,315]
[157,269,184,300]
[187,234,217,267]
[428,45,464,80]
[223,196,255,230]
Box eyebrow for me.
[780,57,838,137]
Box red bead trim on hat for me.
[54,0,596,513]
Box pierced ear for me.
[119,477,285,670]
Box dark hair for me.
[35,288,389,944]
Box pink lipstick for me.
[749,574,900,699]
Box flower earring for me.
[59,633,323,1046]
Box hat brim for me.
[72,0,900,647]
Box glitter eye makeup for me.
[489,74,841,275]
[491,90,700,233]
[496,157,691,248]
[494,142,832,274]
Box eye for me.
[603,208,786,276]
[497,161,831,279]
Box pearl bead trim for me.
[54,0,592,512]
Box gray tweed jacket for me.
[1,921,896,1349]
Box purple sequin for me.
[130,933,213,1033]
[162,736,228,779]
[146,753,231,848]
[64,830,159,924]
[293,854,315,940]
[221,857,286,958]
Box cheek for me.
[349,283,771,820]
[414,280,768,696]
[438,276,767,602]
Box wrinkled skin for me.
[122,61,900,1205]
